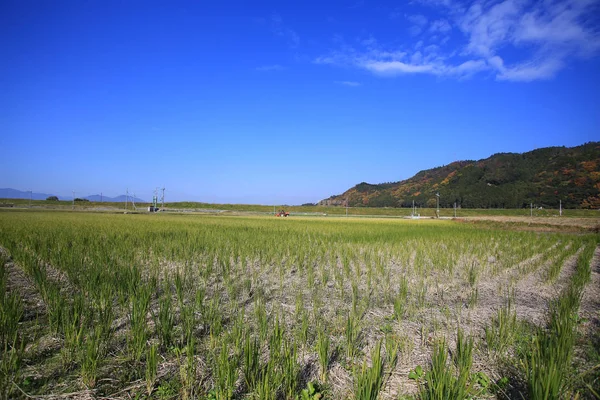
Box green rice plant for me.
[213,342,239,400]
[176,337,197,400]
[525,328,570,400]
[175,271,185,306]
[255,362,277,400]
[413,331,478,400]
[243,335,260,391]
[467,262,478,287]
[393,292,405,320]
[420,339,456,399]
[316,327,330,382]
[346,312,360,360]
[255,298,268,341]
[307,263,315,289]
[95,283,114,341]
[180,303,196,347]
[154,291,175,349]
[385,334,400,371]
[128,284,151,362]
[61,296,86,366]
[352,280,360,316]
[298,310,310,347]
[282,339,299,398]
[467,287,478,308]
[452,329,473,396]
[206,295,223,337]
[0,281,23,352]
[295,292,303,318]
[230,310,245,356]
[399,275,408,300]
[45,284,66,334]
[269,316,284,363]
[80,328,102,389]
[146,343,158,395]
[353,340,384,400]
[416,283,428,309]
[0,332,25,400]
[484,299,517,354]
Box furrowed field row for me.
[0,210,596,399]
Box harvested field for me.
[0,210,598,399]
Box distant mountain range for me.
[0,189,145,203]
[319,142,600,209]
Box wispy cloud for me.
[271,13,300,48]
[256,64,284,72]
[316,0,600,81]
[406,13,429,36]
[335,80,362,86]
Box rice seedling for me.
[484,298,518,354]
[80,328,102,389]
[0,269,23,353]
[316,327,330,382]
[213,341,239,400]
[146,343,158,395]
[346,312,360,360]
[353,340,384,400]
[243,334,260,391]
[384,334,400,371]
[175,336,197,400]
[0,333,25,400]
[128,284,151,362]
[282,339,299,399]
[155,290,175,349]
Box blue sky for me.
[1,0,599,204]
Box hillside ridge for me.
[319,142,600,209]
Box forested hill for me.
[319,142,600,209]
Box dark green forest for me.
[320,142,600,209]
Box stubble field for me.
[0,210,598,399]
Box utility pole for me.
[436,192,440,218]
[559,199,562,217]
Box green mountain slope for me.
[319,142,600,209]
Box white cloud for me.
[407,14,429,26]
[429,19,452,33]
[335,81,362,86]
[364,60,436,75]
[256,64,284,72]
[315,0,600,81]
[406,13,429,36]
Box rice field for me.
[0,210,598,399]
